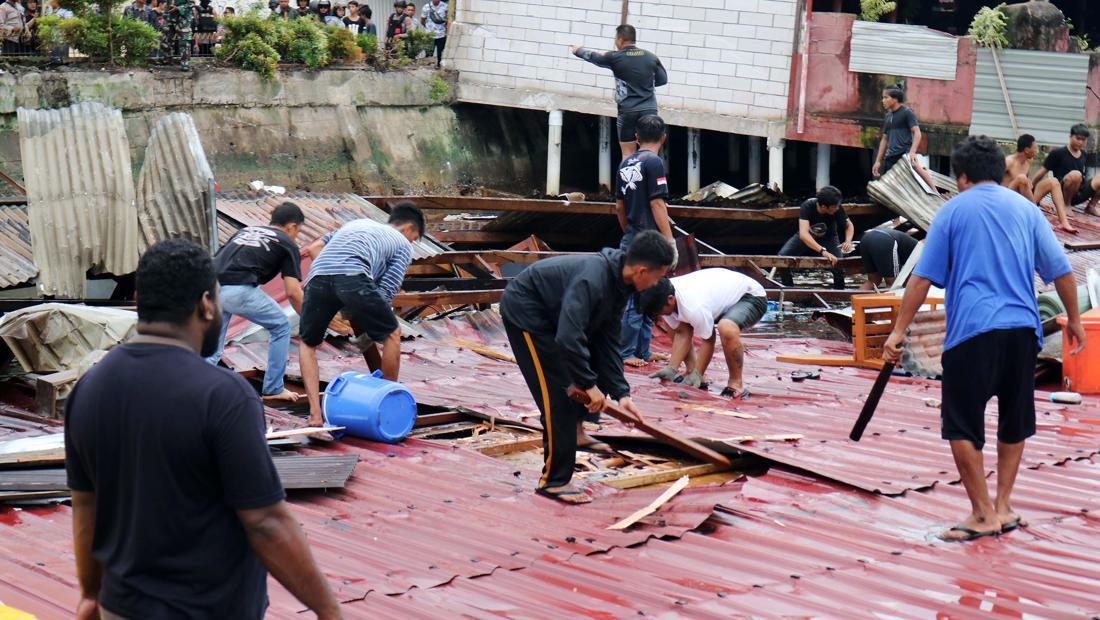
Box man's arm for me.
[305,235,328,259]
[882,275,932,363]
[872,135,888,176]
[570,46,614,67]
[650,198,673,242]
[554,278,605,411]
[238,502,342,620]
[1054,272,1087,355]
[72,490,101,620]
[1031,166,1050,187]
[378,245,412,302]
[797,219,819,251]
[283,276,303,315]
[615,199,628,232]
[908,125,922,162]
[654,58,668,87]
[841,217,855,253]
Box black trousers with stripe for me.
[505,319,598,489]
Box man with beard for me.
[64,240,341,619]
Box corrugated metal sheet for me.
[902,308,945,378]
[135,113,214,249]
[867,156,957,231]
[217,191,447,259]
[849,21,959,81]
[970,48,1090,146]
[0,304,136,372]
[17,102,140,298]
[0,205,36,289]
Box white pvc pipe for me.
[598,116,612,192]
[687,127,701,193]
[815,143,831,189]
[768,138,785,192]
[748,136,763,184]
[546,109,563,196]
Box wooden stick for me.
[607,475,690,530]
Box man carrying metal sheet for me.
[298,203,424,427]
[884,135,1086,542]
[65,240,341,620]
[207,202,305,404]
[645,269,769,400]
[500,231,673,504]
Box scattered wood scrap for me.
[716,434,803,444]
[607,475,690,530]
[0,434,65,468]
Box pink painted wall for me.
[786,13,977,153]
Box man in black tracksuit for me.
[501,231,674,504]
[571,23,667,161]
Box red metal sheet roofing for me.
[221,315,1100,495]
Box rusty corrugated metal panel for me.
[971,48,1090,146]
[135,113,214,249]
[0,205,36,289]
[17,102,140,298]
[849,21,959,81]
[902,309,945,378]
[867,157,957,232]
[216,191,447,260]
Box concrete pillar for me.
[687,127,701,193]
[546,109,562,196]
[748,136,763,184]
[815,143,831,189]
[598,116,612,192]
[767,137,785,192]
[728,134,741,172]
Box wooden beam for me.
[415,250,863,273]
[392,289,503,308]
[1065,240,1100,251]
[370,195,888,223]
[34,369,78,420]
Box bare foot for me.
[263,389,304,403]
[649,352,670,362]
[306,414,325,427]
[1086,204,1100,217]
[624,357,648,368]
[996,507,1028,532]
[939,512,1001,541]
[1059,221,1078,234]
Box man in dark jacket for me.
[500,231,674,504]
[570,24,667,161]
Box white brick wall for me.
[448,0,797,128]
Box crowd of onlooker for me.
[0,0,447,67]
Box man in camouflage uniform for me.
[159,0,192,71]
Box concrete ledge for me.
[455,81,786,140]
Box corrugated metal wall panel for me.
[17,102,140,298]
[0,205,37,289]
[970,48,1089,145]
[135,113,214,250]
[849,21,958,81]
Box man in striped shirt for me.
[299,203,425,426]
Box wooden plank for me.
[414,411,469,428]
[415,250,863,272]
[607,475,690,530]
[33,369,78,420]
[392,289,503,308]
[264,426,345,440]
[474,436,544,457]
[1064,240,1100,251]
[586,463,726,490]
[775,354,859,367]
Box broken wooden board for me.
[607,476,690,530]
[581,463,727,490]
[265,426,345,441]
[0,434,65,468]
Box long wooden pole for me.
[620,0,628,25]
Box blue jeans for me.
[207,284,290,396]
[618,230,653,361]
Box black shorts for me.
[617,109,657,143]
[1074,177,1095,204]
[881,153,903,174]
[860,229,907,279]
[941,328,1037,450]
[299,274,398,347]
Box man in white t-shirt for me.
[642,268,768,400]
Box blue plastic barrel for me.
[322,370,417,443]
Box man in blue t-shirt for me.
[614,114,674,367]
[884,136,1086,542]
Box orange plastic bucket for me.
[1059,309,1100,394]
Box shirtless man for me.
[1005,134,1076,233]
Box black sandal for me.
[535,487,592,504]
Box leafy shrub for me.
[217,32,279,78]
[53,14,159,65]
[427,75,448,102]
[356,32,379,61]
[35,14,67,52]
[326,26,363,62]
[283,18,330,69]
[405,29,434,58]
[968,4,1008,49]
[859,0,896,22]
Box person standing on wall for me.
[614,114,675,367]
[158,0,193,71]
[570,24,667,161]
[207,202,306,404]
[778,185,853,290]
[872,84,938,191]
[384,0,406,49]
[500,231,674,504]
[419,0,446,68]
[298,204,424,427]
[884,135,1085,542]
[65,240,342,620]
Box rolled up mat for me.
[1037,285,1091,322]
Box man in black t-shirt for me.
[208,202,305,402]
[1032,123,1100,217]
[872,85,938,191]
[571,23,667,161]
[65,240,340,620]
[778,185,854,289]
[615,114,674,367]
